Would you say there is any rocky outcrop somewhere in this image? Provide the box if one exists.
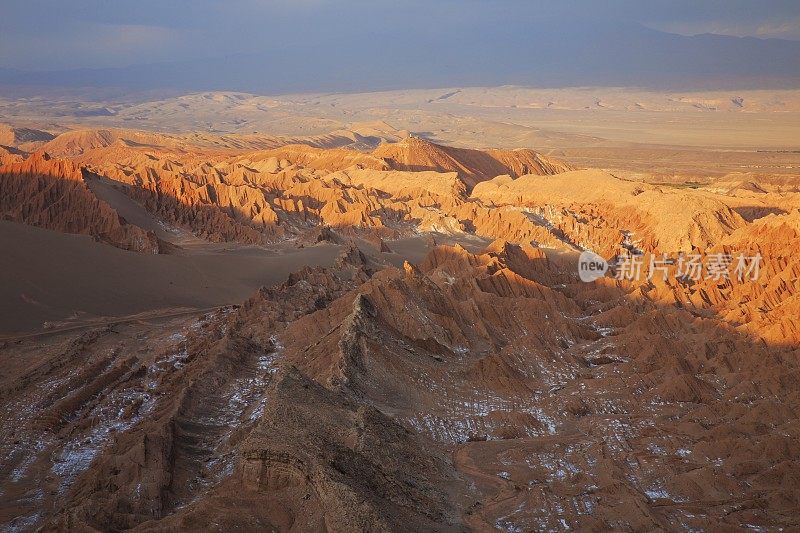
[0,123,55,150]
[12,128,585,248]
[3,233,800,531]
[472,169,747,255]
[0,151,161,253]
[238,366,463,531]
[373,135,574,189]
[639,208,800,345]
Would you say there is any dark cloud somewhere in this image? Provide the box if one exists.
[1,1,798,91]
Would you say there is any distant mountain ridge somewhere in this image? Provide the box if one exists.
[2,24,800,93]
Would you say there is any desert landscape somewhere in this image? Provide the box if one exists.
[2,2,800,532]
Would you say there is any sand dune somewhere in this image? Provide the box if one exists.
[0,221,341,332]
[0,150,161,253]
[373,135,573,189]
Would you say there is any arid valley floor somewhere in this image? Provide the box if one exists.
[1,87,800,531]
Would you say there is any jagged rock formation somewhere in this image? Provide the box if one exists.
[0,150,161,253]
[0,253,467,531]
[38,127,394,159]
[13,128,576,247]
[2,122,800,532]
[472,170,748,255]
[28,127,774,261]
[236,367,463,532]
[0,124,55,151]
[639,208,800,344]
[3,237,799,531]
[373,135,574,189]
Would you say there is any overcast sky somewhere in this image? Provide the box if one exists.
[1,1,799,93]
[1,0,798,70]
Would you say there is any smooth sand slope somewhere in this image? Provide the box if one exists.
[0,221,341,333]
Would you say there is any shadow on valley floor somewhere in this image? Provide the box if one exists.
[381,244,800,530]
[0,170,489,333]
[732,205,787,222]
[1,240,797,531]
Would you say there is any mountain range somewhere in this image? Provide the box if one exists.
[2,24,800,93]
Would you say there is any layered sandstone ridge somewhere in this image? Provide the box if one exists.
[4,238,798,531]
[634,209,800,345]
[6,128,575,248]
[373,135,574,189]
[0,149,160,253]
[0,124,55,151]
[4,126,796,278]
[472,170,748,255]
